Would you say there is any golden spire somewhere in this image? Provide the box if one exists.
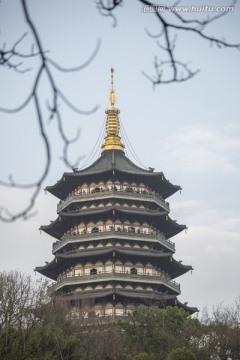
[101,68,125,152]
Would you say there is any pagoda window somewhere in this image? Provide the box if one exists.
[90,268,97,275]
[128,226,135,233]
[115,219,122,231]
[126,304,135,315]
[87,222,94,232]
[92,187,101,193]
[105,262,113,273]
[106,219,113,226]
[95,261,103,273]
[66,269,73,277]
[125,261,133,271]
[114,182,121,191]
[105,305,113,316]
[84,268,90,275]
[115,262,123,273]
[142,224,149,233]
[133,222,140,232]
[135,262,143,274]
[130,268,137,275]
[122,181,129,190]
[115,304,124,316]
[75,187,80,194]
[81,183,88,191]
[106,181,112,190]
[145,264,153,275]
[89,182,96,191]
[122,222,129,232]
[95,306,104,317]
[125,186,133,193]
[74,266,82,276]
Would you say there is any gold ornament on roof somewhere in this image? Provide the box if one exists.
[109,67,116,106]
[101,68,125,152]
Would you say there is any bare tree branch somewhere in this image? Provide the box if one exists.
[96,0,124,27]
[0,0,100,221]
[46,38,101,72]
[0,0,239,221]
[97,0,240,85]
[0,32,41,73]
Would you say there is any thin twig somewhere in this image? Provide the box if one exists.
[0,0,100,221]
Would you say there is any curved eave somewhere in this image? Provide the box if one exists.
[45,151,181,200]
[56,248,172,260]
[35,258,57,280]
[40,207,186,239]
[61,289,177,302]
[177,299,199,315]
[46,172,180,201]
[35,247,191,281]
[170,258,193,279]
[35,248,171,280]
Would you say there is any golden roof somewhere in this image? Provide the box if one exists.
[101,68,125,152]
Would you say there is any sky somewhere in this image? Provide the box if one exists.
[0,0,240,315]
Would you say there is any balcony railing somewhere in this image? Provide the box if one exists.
[52,229,175,253]
[57,189,170,213]
[48,271,180,294]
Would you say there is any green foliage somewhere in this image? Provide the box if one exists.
[1,270,240,360]
[118,305,195,358]
[167,347,196,360]
[127,352,155,360]
[0,324,80,360]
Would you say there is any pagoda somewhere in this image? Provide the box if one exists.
[36,69,197,317]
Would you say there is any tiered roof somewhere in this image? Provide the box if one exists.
[46,150,181,200]
[36,68,197,316]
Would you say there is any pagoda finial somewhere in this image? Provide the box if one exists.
[101,68,125,153]
[109,67,116,107]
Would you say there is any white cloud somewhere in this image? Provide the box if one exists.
[160,123,240,174]
[172,198,240,311]
[0,189,56,274]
